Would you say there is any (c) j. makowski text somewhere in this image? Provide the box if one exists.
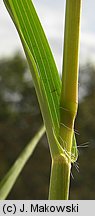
[19,203,79,213]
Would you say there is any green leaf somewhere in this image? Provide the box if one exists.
[3,0,61,135]
[0,125,45,200]
[71,134,78,163]
[3,0,78,159]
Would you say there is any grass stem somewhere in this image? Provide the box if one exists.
[49,0,82,200]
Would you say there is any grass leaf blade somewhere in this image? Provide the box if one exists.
[0,125,45,200]
[3,0,61,136]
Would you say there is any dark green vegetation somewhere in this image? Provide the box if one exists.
[0,54,95,199]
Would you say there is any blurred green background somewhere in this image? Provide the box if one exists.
[0,53,95,200]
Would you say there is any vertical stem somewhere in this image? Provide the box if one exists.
[60,0,82,141]
[60,0,82,198]
[49,154,71,200]
[49,0,82,200]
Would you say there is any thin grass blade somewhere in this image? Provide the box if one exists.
[0,125,45,200]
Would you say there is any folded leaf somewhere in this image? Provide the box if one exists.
[3,0,78,160]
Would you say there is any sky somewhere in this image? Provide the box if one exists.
[0,0,95,72]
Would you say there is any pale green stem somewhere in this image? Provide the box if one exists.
[49,0,82,200]
[0,125,45,200]
[49,154,71,200]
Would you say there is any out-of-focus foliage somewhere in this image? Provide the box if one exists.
[0,53,50,199]
[70,64,95,199]
[0,55,95,199]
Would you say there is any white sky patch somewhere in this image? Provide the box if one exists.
[81,33,95,48]
[0,1,24,57]
[80,32,95,64]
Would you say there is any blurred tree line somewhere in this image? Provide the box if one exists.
[0,53,95,199]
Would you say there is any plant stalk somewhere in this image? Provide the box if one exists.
[49,0,82,200]
[49,154,71,200]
